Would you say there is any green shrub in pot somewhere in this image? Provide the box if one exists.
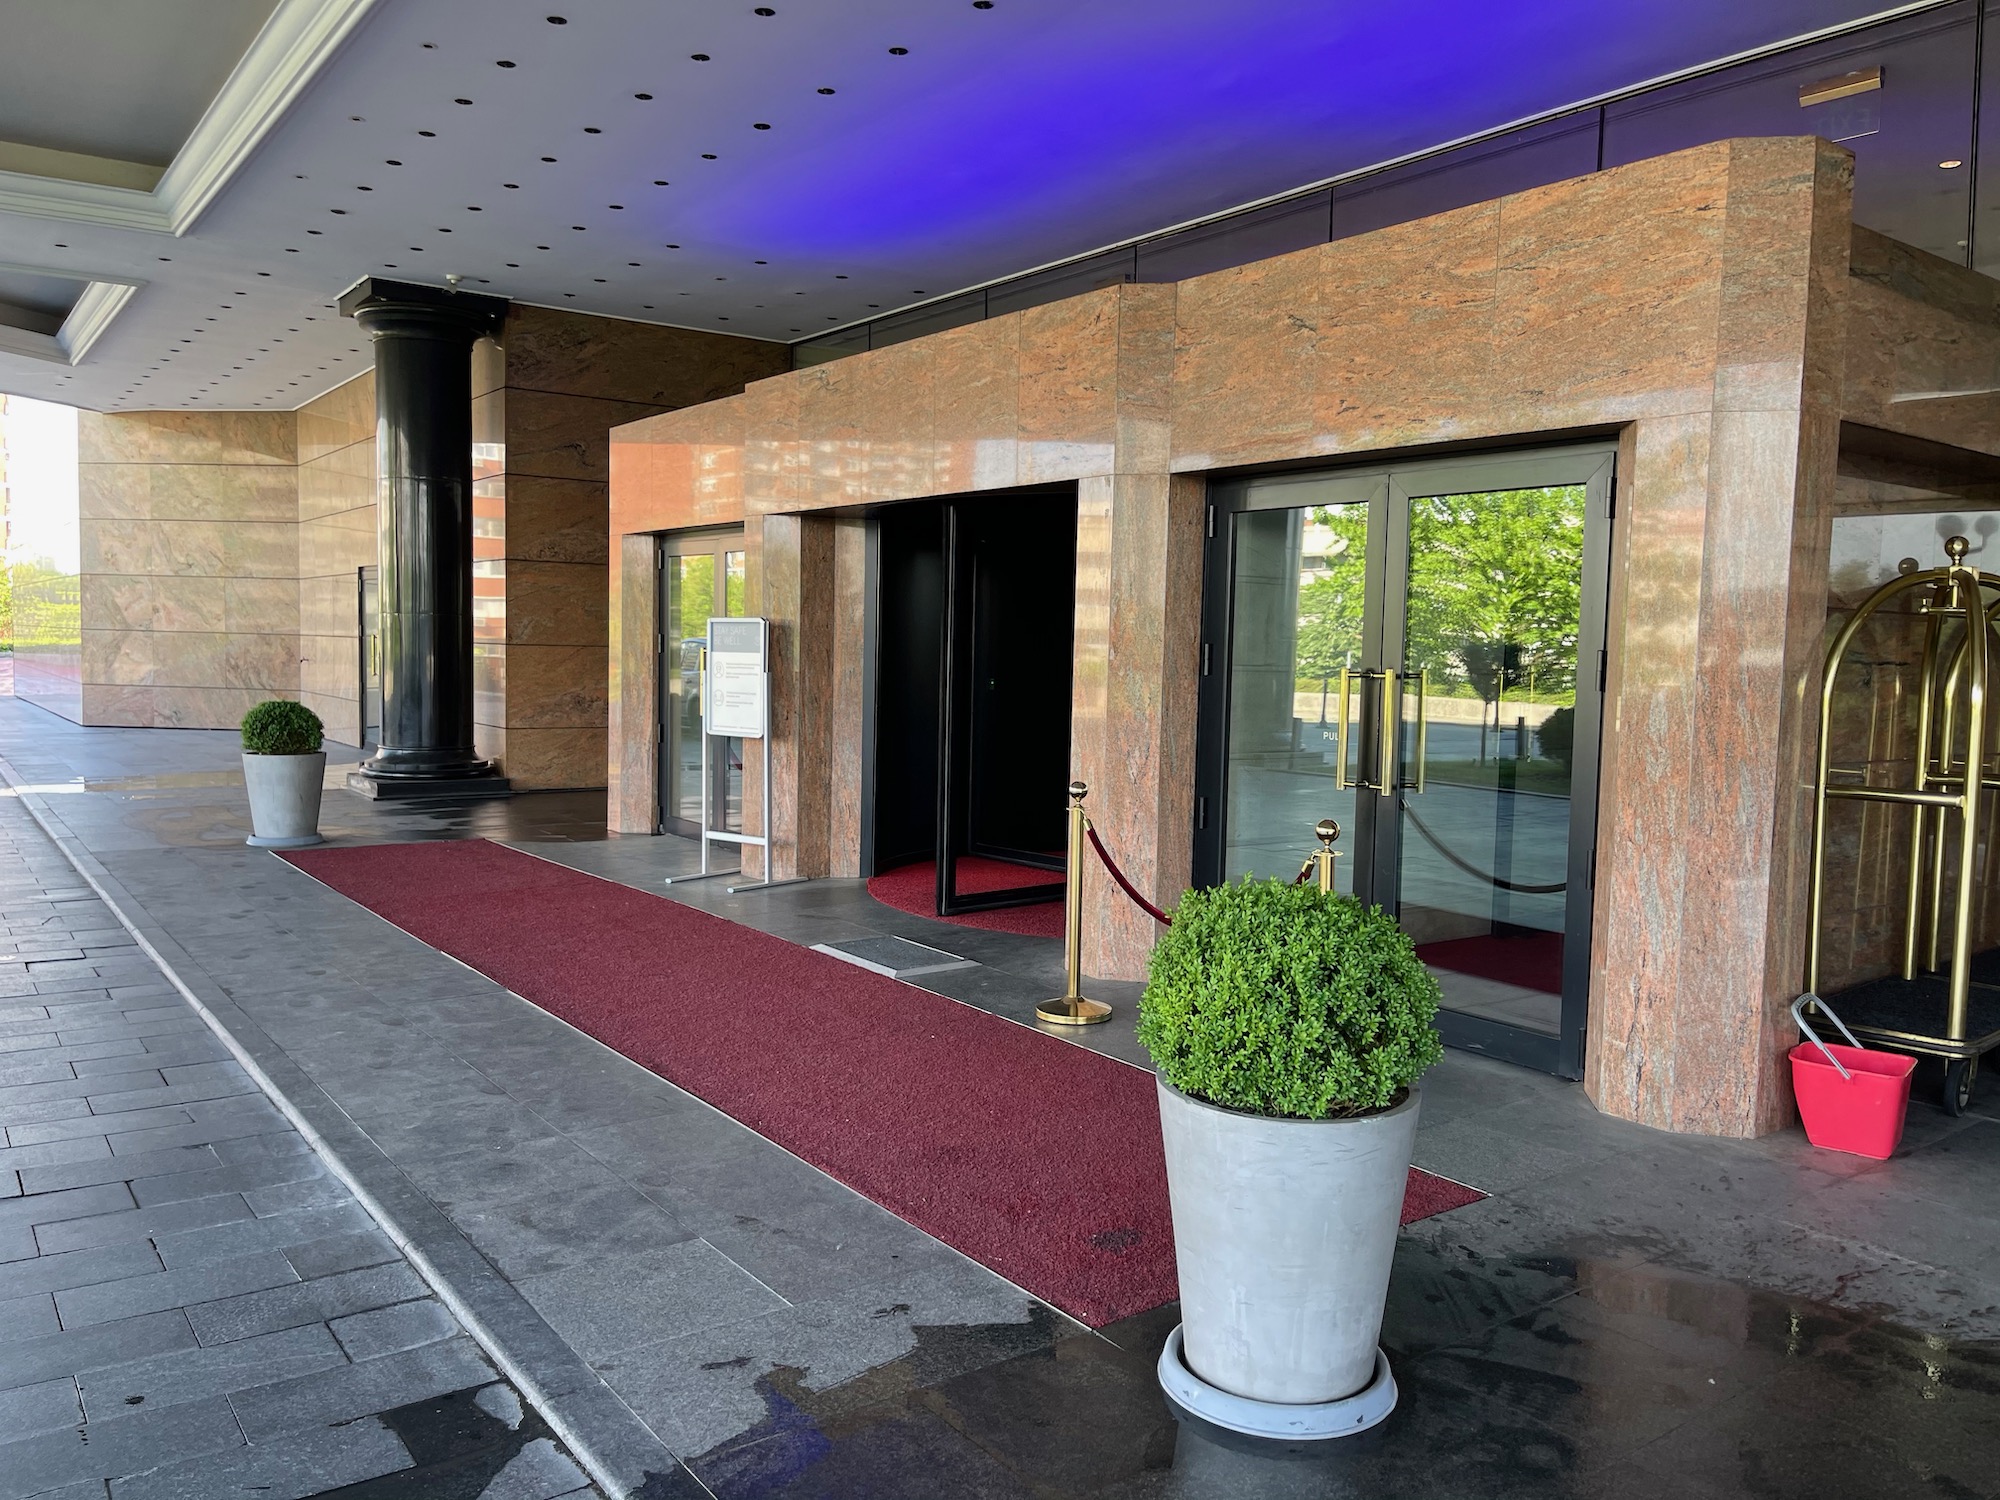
[1139,877,1442,1118]
[1141,876,1444,1425]
[241,700,324,757]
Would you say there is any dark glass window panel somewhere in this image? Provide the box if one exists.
[984,246,1138,317]
[1974,4,2000,278]
[1604,4,1975,264]
[1331,114,1599,243]
[868,291,985,351]
[1135,191,1331,283]
[791,326,869,368]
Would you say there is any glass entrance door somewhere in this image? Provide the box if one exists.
[1196,448,1613,1076]
[657,529,747,839]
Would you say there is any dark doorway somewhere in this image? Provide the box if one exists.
[872,491,1077,916]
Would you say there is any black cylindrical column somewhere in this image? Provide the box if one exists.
[338,278,510,799]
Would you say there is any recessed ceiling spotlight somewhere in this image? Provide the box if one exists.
[505,183,520,188]
[654,179,669,185]
[158,256,172,262]
[257,271,271,277]
[331,208,347,214]
[497,59,516,68]
[351,115,365,121]
[585,126,602,134]
[818,87,835,94]
[628,261,641,266]
[506,262,520,267]
[974,1,994,8]
[835,273,848,278]
[644,303,656,309]
[419,129,437,137]
[467,206,483,211]
[572,225,587,231]
[563,292,576,298]
[308,229,322,234]
[701,153,718,159]
[357,185,373,191]
[455,97,473,105]
[386,159,403,166]
[753,122,771,130]
[665,243,680,248]
[1941,158,1965,168]
[754,258,767,264]
[635,92,653,99]
[547,14,567,22]
[888,46,908,54]
[537,244,551,249]
[438,227,452,232]
[755,6,775,13]
[609,203,624,210]
[542,155,558,162]
[691,53,711,61]
[594,277,607,283]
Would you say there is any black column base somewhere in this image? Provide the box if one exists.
[346,768,512,802]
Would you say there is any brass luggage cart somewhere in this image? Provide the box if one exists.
[1807,535,2000,1116]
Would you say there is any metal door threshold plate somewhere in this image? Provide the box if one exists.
[812,935,978,979]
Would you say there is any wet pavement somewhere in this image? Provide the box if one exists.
[0,698,1995,1497]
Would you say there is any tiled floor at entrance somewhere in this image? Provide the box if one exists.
[0,697,1995,1497]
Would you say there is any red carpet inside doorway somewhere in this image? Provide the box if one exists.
[865,857,1065,938]
[284,840,1485,1327]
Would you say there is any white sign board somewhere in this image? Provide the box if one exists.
[704,617,767,739]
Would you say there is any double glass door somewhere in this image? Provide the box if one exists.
[657,529,747,840]
[1195,448,1614,1075]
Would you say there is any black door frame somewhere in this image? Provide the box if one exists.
[1193,444,1617,1078]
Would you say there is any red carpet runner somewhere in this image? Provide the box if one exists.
[865,857,1065,938]
[285,840,1484,1327]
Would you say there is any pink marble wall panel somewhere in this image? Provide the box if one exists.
[605,137,1971,1136]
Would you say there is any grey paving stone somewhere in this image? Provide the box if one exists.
[124,1036,230,1069]
[54,1250,297,1329]
[227,1335,496,1443]
[0,1373,81,1439]
[208,1130,312,1166]
[128,1151,322,1208]
[0,1291,58,1345]
[0,1137,110,1176]
[514,1240,789,1362]
[3,1040,145,1068]
[79,1076,255,1117]
[76,1323,345,1420]
[0,1070,164,1114]
[152,1199,374,1270]
[0,1057,85,1090]
[186,1262,428,1346]
[242,1174,348,1218]
[283,1229,399,1281]
[105,1101,286,1159]
[0,1392,242,1500]
[329,1298,457,1362]
[19,1145,218,1195]
[34,1194,254,1257]
[480,1435,591,1500]
[107,1412,412,1500]
[5,1104,195,1149]
[0,1184,133,1233]
[0,1239,161,1302]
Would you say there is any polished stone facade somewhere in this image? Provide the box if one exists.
[607,137,2000,1137]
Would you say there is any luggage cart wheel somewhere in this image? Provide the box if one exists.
[1944,1056,1979,1117]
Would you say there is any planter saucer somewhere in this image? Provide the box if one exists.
[246,833,325,849]
[1157,1325,1397,1440]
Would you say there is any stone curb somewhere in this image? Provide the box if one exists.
[0,757,701,1500]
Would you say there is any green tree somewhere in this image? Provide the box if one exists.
[1295,507,1369,683]
[1405,486,1585,751]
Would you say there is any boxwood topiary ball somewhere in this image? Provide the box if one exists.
[1138,878,1442,1119]
[241,700,324,757]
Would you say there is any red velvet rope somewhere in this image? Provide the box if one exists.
[1084,821,1173,925]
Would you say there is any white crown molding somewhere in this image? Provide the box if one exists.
[156,0,383,235]
[59,280,143,362]
[0,265,145,366]
[0,0,381,238]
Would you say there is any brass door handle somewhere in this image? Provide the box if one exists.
[1334,668,1354,791]
[1410,668,1428,794]
[1375,670,1396,795]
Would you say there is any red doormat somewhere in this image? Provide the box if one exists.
[284,840,1485,1327]
[866,857,1064,938]
[1417,931,1565,996]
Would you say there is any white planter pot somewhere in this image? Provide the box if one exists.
[241,751,326,848]
[1157,1076,1420,1406]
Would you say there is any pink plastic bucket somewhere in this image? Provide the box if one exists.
[1788,1041,1915,1159]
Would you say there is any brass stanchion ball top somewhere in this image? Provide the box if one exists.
[1068,780,1088,801]
[1947,535,1972,563]
[1315,818,1340,846]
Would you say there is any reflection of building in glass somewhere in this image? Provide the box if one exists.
[0,395,81,719]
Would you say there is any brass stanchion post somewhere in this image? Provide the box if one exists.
[1298,818,1341,893]
[1038,781,1111,1026]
